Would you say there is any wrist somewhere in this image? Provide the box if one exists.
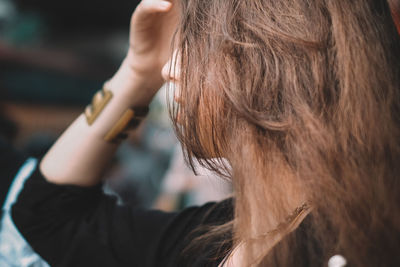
[106,57,164,106]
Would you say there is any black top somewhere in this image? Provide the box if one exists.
[11,166,234,267]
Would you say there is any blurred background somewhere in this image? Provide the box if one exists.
[0,0,231,211]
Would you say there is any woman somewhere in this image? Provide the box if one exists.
[10,0,400,266]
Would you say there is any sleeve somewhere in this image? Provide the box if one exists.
[11,165,233,267]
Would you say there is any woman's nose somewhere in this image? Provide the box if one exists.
[161,60,173,82]
[161,50,180,82]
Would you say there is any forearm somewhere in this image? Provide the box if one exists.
[40,59,164,186]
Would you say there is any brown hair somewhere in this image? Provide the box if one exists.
[169,0,400,266]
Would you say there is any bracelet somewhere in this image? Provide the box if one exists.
[85,87,149,143]
[85,88,113,125]
[104,106,149,143]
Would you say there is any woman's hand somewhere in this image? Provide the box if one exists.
[107,0,179,106]
[127,0,179,76]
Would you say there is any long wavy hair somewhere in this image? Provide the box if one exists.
[169,0,400,266]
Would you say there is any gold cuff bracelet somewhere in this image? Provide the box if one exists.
[85,88,113,125]
[85,87,149,143]
[104,106,149,143]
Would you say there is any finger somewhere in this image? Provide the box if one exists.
[139,0,172,14]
